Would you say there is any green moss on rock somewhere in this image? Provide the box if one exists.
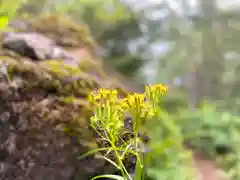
[0,15,130,179]
[15,14,96,49]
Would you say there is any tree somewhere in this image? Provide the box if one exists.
[141,0,240,110]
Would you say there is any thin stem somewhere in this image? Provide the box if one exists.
[132,115,139,152]
[109,133,132,180]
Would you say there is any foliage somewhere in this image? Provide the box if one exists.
[172,102,240,180]
[0,0,24,29]
[140,2,240,178]
[143,94,195,180]
[150,0,240,106]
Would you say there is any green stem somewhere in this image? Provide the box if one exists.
[132,116,144,180]
[133,115,139,151]
[109,134,132,180]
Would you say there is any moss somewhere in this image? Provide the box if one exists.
[14,14,97,50]
[0,43,128,147]
[0,15,133,178]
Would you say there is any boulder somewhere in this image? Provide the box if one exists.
[0,15,134,180]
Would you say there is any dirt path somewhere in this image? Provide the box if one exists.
[192,151,228,180]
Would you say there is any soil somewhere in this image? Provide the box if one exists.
[192,151,228,180]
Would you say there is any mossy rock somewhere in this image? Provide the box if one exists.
[9,14,98,58]
[0,15,133,180]
[6,14,144,93]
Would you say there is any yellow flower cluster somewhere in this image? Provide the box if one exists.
[150,84,168,94]
[145,84,168,108]
[86,84,168,179]
[145,84,168,98]
[87,84,168,131]
[120,93,154,119]
[88,88,124,132]
[88,88,118,105]
[88,84,168,110]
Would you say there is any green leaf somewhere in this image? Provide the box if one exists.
[91,174,124,180]
[134,156,144,180]
[120,142,133,159]
[77,147,111,160]
[101,156,121,170]
[0,16,8,29]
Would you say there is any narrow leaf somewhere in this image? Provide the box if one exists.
[91,174,124,180]
[134,156,144,180]
[101,156,121,169]
[78,147,111,160]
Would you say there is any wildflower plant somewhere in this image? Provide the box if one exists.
[79,84,168,180]
[143,87,196,180]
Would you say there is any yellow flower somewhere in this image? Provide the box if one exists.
[145,84,168,97]
[144,84,168,111]
[139,102,155,119]
[88,88,119,105]
[88,88,125,133]
[120,93,144,109]
[119,93,154,119]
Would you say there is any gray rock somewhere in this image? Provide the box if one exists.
[2,32,75,62]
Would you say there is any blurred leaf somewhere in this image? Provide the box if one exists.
[0,16,8,29]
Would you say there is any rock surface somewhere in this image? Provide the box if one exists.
[0,15,131,180]
[2,32,68,61]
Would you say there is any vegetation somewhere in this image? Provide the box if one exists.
[80,85,197,180]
